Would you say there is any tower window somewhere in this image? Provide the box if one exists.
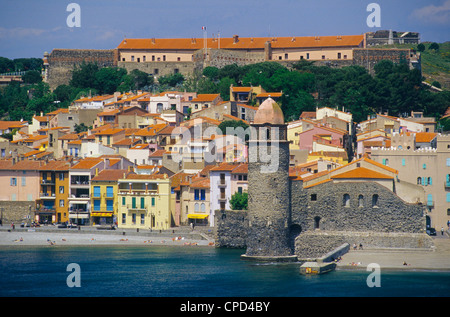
[372,194,379,207]
[343,194,350,207]
[310,194,317,201]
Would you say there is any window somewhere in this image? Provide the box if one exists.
[131,56,135,61]
[151,197,155,207]
[132,213,136,224]
[447,193,450,203]
[59,186,64,194]
[106,200,113,212]
[337,52,341,59]
[447,158,450,166]
[141,197,145,209]
[343,194,350,207]
[417,177,422,185]
[122,213,126,224]
[93,186,101,197]
[402,158,405,166]
[10,178,17,186]
[59,199,64,207]
[122,197,126,206]
[201,189,206,201]
[423,163,427,169]
[372,194,379,207]
[358,195,364,207]
[132,197,136,209]
[141,214,145,225]
[93,200,101,211]
[201,203,205,212]
[306,53,309,59]
[195,203,199,212]
[21,177,26,186]
[106,186,114,198]
[195,189,200,200]
[314,216,321,230]
[428,177,432,185]
[310,194,317,201]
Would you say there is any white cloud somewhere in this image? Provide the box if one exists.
[0,26,62,39]
[411,0,450,24]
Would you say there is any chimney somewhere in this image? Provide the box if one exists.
[233,35,239,44]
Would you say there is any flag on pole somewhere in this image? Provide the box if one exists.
[202,26,206,31]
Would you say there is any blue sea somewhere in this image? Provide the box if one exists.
[1,245,449,303]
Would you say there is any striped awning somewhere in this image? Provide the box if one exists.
[187,213,209,219]
[91,212,113,217]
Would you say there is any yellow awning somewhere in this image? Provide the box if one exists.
[91,212,113,217]
[187,213,209,219]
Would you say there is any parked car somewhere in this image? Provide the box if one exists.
[426,227,436,236]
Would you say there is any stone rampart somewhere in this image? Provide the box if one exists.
[46,49,117,90]
[0,201,35,225]
[214,209,247,249]
[295,231,434,260]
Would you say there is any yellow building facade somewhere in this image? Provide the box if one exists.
[90,169,129,226]
[117,174,172,230]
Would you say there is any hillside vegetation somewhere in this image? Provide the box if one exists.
[383,42,450,90]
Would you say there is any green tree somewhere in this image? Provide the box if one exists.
[94,67,127,94]
[217,77,236,100]
[429,42,439,51]
[158,72,184,87]
[417,43,425,52]
[70,62,99,89]
[229,192,248,210]
[22,70,42,84]
[218,120,250,141]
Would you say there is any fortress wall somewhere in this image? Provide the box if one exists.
[214,209,247,249]
[45,49,117,90]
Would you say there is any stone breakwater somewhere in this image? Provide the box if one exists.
[294,230,434,260]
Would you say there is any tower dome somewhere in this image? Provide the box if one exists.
[253,97,284,125]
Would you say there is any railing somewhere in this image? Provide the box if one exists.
[127,204,147,210]
[40,192,56,198]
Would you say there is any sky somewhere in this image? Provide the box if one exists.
[0,0,449,59]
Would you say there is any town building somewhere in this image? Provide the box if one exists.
[117,173,172,230]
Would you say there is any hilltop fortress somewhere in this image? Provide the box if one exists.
[43,30,421,90]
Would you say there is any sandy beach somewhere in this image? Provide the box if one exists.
[1,227,449,272]
[336,237,450,271]
[0,227,215,247]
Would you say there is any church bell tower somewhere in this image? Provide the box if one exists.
[242,98,296,261]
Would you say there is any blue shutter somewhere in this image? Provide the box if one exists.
[194,189,199,201]
[106,200,113,211]
[93,199,101,211]
[93,186,101,197]
[201,189,205,201]
[106,186,114,197]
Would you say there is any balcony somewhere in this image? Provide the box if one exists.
[127,204,147,211]
[40,192,56,199]
[41,179,55,185]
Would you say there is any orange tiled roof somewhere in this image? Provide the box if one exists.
[332,167,393,180]
[415,132,437,143]
[70,157,103,170]
[92,169,131,181]
[118,35,364,51]
[191,94,220,102]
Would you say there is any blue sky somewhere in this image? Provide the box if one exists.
[0,0,449,59]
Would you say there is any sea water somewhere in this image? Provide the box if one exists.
[0,246,449,297]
